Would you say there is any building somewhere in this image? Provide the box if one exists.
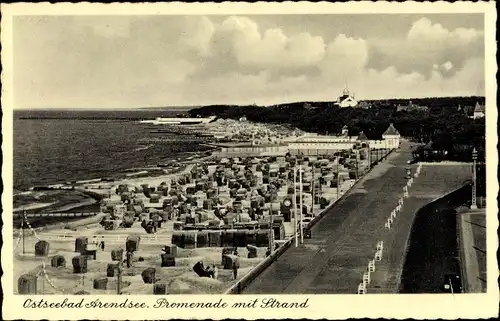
[357,101,372,109]
[382,123,401,149]
[334,88,358,108]
[214,143,289,158]
[471,101,485,119]
[357,130,368,141]
[139,115,217,125]
[212,124,401,158]
[396,101,429,112]
[287,124,399,156]
[341,125,349,136]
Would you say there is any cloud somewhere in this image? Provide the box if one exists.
[368,17,484,77]
[73,16,133,38]
[320,34,369,81]
[442,61,453,71]
[407,17,482,47]
[13,15,485,108]
[207,16,326,70]
[180,16,216,57]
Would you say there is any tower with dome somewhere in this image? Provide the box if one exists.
[334,87,358,108]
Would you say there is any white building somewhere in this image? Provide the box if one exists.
[382,123,401,149]
[212,124,401,158]
[334,88,358,108]
[288,124,400,156]
[471,102,485,119]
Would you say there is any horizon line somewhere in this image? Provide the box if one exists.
[12,95,486,111]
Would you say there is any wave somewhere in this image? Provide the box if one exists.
[133,144,154,152]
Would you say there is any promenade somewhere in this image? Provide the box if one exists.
[243,141,414,293]
[459,208,487,292]
[373,163,472,293]
[243,143,472,294]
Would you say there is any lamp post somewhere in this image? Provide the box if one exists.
[355,148,359,180]
[269,208,274,255]
[471,148,478,210]
[116,262,123,295]
[299,165,304,244]
[336,156,340,201]
[368,146,372,168]
[293,168,298,247]
[292,165,305,246]
[311,162,315,214]
[22,211,26,255]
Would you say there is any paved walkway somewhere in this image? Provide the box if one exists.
[370,164,472,293]
[243,142,474,294]
[460,209,486,293]
[243,141,415,294]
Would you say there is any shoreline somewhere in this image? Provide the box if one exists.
[12,152,215,236]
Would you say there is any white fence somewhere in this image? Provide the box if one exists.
[41,233,171,245]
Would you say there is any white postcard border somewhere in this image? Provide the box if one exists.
[1,2,498,320]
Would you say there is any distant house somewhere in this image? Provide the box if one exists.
[303,103,316,110]
[413,140,448,161]
[397,101,429,112]
[357,101,372,109]
[341,125,349,136]
[471,102,485,119]
[334,88,358,108]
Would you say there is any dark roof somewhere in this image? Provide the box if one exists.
[383,123,400,136]
[357,131,368,141]
[474,102,485,113]
[423,140,433,150]
[338,95,350,102]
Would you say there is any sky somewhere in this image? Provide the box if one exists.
[13,14,485,108]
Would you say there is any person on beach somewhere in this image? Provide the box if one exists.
[232,262,238,280]
[213,265,218,279]
[126,251,133,268]
[204,265,212,278]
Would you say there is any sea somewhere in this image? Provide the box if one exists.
[13,108,210,192]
